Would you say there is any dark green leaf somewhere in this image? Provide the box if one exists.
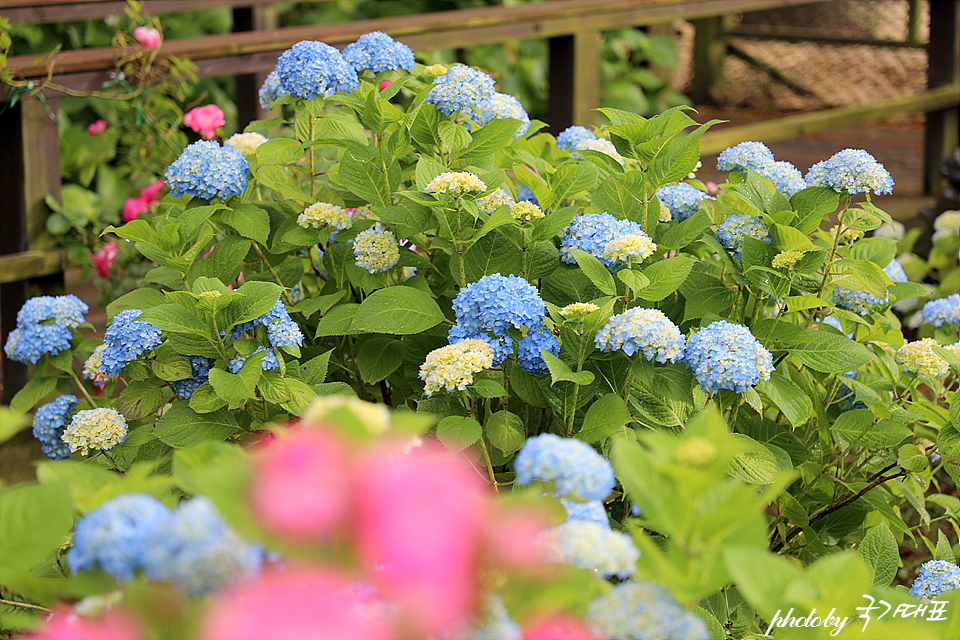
[153,404,239,448]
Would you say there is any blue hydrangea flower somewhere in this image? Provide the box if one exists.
[595,308,685,363]
[556,125,597,152]
[517,324,560,374]
[685,321,774,393]
[32,395,77,460]
[3,323,73,364]
[463,594,522,640]
[448,324,513,367]
[560,213,649,271]
[909,560,960,603]
[275,40,359,99]
[656,183,707,221]
[716,141,776,173]
[475,92,530,137]
[918,293,959,327]
[716,214,772,260]
[258,70,286,110]
[758,160,807,196]
[68,494,174,582]
[516,185,538,206]
[561,499,609,526]
[17,295,88,328]
[99,309,162,377]
[832,259,908,315]
[585,581,710,640]
[259,301,304,349]
[453,274,546,334]
[165,141,249,201]
[805,148,894,195]
[173,356,212,400]
[343,32,414,72]
[425,65,495,115]
[515,433,616,502]
[142,496,263,596]
[540,520,639,578]
[229,346,279,373]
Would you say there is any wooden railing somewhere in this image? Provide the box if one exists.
[1,0,958,402]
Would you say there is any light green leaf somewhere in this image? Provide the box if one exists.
[576,393,632,444]
[541,351,595,386]
[436,415,482,453]
[0,482,73,577]
[857,521,899,586]
[357,337,402,384]
[138,302,209,336]
[756,373,812,427]
[789,329,874,373]
[221,204,271,246]
[485,410,525,453]
[153,404,239,448]
[350,286,444,335]
[638,256,695,301]
[566,249,616,296]
[10,377,58,414]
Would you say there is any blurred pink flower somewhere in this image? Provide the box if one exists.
[122,196,150,223]
[133,26,160,49]
[139,180,164,203]
[91,242,118,278]
[184,105,224,140]
[87,120,107,136]
[354,444,488,637]
[250,428,353,540]
[379,80,392,91]
[199,567,393,640]
[524,615,599,640]
[482,505,547,569]
[705,181,719,195]
[24,608,140,640]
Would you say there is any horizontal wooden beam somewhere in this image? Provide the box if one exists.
[2,0,285,24]
[0,250,66,284]
[728,27,926,48]
[699,82,960,155]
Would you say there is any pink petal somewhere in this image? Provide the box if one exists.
[86,120,107,136]
[184,105,225,140]
[524,614,600,640]
[25,608,140,640]
[133,27,160,49]
[122,196,150,223]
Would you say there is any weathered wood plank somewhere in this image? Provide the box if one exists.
[2,0,288,24]
[0,250,67,284]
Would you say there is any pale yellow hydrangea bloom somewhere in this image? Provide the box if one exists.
[945,343,960,360]
[560,302,600,319]
[199,290,222,299]
[604,234,656,263]
[424,63,448,76]
[62,408,128,455]
[895,338,949,377]
[305,396,391,435]
[299,202,352,230]
[772,250,805,269]
[476,188,515,214]
[82,344,116,387]
[575,138,625,166]
[224,132,268,156]
[419,339,493,397]
[658,203,672,223]
[828,225,864,243]
[353,225,400,274]
[933,210,960,242]
[510,201,544,222]
[424,172,487,196]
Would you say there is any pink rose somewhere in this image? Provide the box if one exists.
[139,180,164,203]
[379,80,392,91]
[133,26,161,49]
[87,119,107,136]
[122,196,150,223]
[184,105,225,140]
[91,241,118,278]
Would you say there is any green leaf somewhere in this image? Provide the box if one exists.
[791,186,841,234]
[857,521,899,586]
[833,259,891,299]
[566,249,616,296]
[679,271,736,322]
[617,269,650,293]
[532,207,578,242]
[471,377,506,398]
[221,204,271,246]
[462,229,525,282]
[117,380,168,421]
[935,529,956,563]
[898,443,929,473]
[769,223,812,252]
[316,303,362,337]
[789,329,874,373]
[357,337,402,384]
[0,482,73,576]
[106,288,167,318]
[258,371,291,404]
[350,286,445,335]
[459,118,521,159]
[436,415,482,453]
[221,281,283,330]
[939,422,960,466]
[340,151,395,208]
[10,377,58,414]
[138,303,209,336]
[638,256,695,301]
[254,136,303,165]
[485,410,525,453]
[576,393,632,443]
[591,172,643,224]
[186,236,250,287]
[208,368,255,407]
[541,351,595,386]
[0,408,30,444]
[152,404,239,448]
[729,434,780,484]
[188,382,227,413]
[279,378,318,416]
[437,121,472,154]
[722,547,802,619]
[551,161,599,204]
[658,210,712,250]
[756,373,812,427]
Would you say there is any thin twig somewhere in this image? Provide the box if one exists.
[0,598,52,613]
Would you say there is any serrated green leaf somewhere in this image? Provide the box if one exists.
[152,404,239,448]
[485,410,525,453]
[436,415,482,453]
[350,286,444,334]
[638,256,695,301]
[541,351,595,386]
[576,393,632,444]
[566,248,616,296]
[858,521,899,586]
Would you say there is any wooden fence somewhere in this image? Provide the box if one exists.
[1,0,959,403]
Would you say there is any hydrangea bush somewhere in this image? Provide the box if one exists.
[2,31,960,640]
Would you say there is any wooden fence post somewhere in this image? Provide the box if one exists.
[690,16,726,104]
[548,30,601,132]
[232,4,280,129]
[924,0,960,194]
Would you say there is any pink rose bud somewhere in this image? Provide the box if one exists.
[91,241,119,278]
[139,180,164,203]
[379,80,392,91]
[122,196,150,223]
[705,181,719,194]
[183,105,225,140]
[133,26,161,49]
[87,119,107,136]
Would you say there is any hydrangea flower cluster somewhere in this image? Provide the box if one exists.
[224,131,268,156]
[805,148,894,195]
[419,339,494,396]
[896,338,949,377]
[560,213,651,271]
[173,356,213,400]
[275,40,359,99]
[228,300,304,349]
[685,321,774,393]
[32,394,77,460]
[772,250,804,269]
[353,224,400,273]
[716,141,776,173]
[456,594,522,640]
[516,325,561,375]
[510,201,544,222]
[69,494,262,596]
[604,233,657,264]
[656,183,707,221]
[299,202,352,230]
[514,433,615,502]
[762,160,807,196]
[873,220,906,240]
[556,125,597,152]
[82,344,117,389]
[4,295,87,364]
[539,520,639,578]
[258,70,287,110]
[424,171,487,196]
[561,499,609,526]
[933,210,960,242]
[61,407,128,455]
[342,31,414,72]
[918,293,959,327]
[98,309,162,377]
[585,581,710,640]
[832,259,908,314]
[560,302,600,320]
[230,346,280,373]
[909,560,960,603]
[716,214,772,260]
[475,92,530,137]
[476,187,515,214]
[165,141,248,200]
[574,138,625,166]
[425,65,495,115]
[595,307,685,362]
